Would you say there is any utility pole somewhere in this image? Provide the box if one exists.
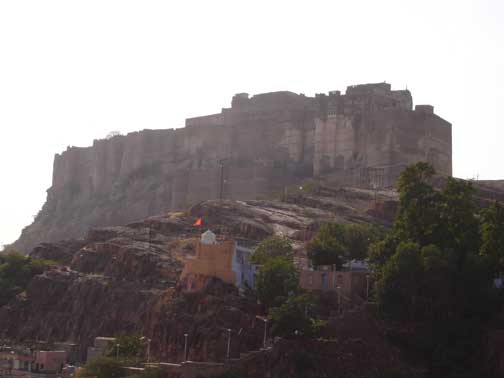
[226,328,231,359]
[148,223,152,251]
[147,338,151,363]
[218,159,227,200]
[255,316,268,349]
[183,334,188,362]
[141,337,151,364]
[373,183,377,209]
[336,286,342,315]
[366,274,370,302]
[263,319,268,349]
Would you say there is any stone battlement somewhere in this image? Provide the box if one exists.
[186,83,416,130]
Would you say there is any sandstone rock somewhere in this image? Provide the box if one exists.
[29,240,87,265]
[2,188,504,374]
[0,191,391,363]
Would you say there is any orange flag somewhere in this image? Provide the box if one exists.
[193,217,202,226]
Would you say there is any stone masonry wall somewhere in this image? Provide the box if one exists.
[13,83,452,252]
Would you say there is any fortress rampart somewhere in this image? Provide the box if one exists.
[15,83,452,251]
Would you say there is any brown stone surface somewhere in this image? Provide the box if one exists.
[2,183,504,375]
[299,269,367,303]
[13,83,452,253]
[180,240,236,289]
[0,188,395,362]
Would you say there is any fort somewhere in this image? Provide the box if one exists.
[14,83,452,251]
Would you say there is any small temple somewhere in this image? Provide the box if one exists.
[180,230,257,291]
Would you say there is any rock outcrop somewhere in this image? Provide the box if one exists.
[0,187,395,361]
[13,83,452,252]
[2,183,503,374]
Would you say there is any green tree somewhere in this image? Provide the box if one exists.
[372,163,500,375]
[375,242,423,319]
[268,294,326,338]
[306,223,346,267]
[368,231,401,267]
[394,162,442,247]
[107,333,145,360]
[419,244,454,320]
[439,178,479,262]
[307,222,381,267]
[256,257,299,308]
[250,237,293,265]
[394,165,479,257]
[343,224,383,261]
[480,201,504,274]
[0,251,54,306]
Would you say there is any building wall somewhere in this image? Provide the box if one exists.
[314,115,356,176]
[232,246,257,289]
[181,239,258,291]
[299,269,368,300]
[86,337,115,362]
[54,342,80,364]
[181,241,237,288]
[314,107,452,186]
[0,352,32,372]
[34,351,67,372]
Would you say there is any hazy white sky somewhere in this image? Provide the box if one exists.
[0,0,502,247]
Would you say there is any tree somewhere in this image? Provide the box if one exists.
[375,164,497,320]
[367,232,400,267]
[372,163,500,374]
[343,224,383,261]
[419,244,454,320]
[480,201,504,275]
[375,242,423,320]
[268,294,326,338]
[394,162,442,247]
[107,334,145,360]
[306,223,346,268]
[250,237,293,265]
[256,257,299,308]
[438,178,479,262]
[307,222,381,267]
[0,251,54,306]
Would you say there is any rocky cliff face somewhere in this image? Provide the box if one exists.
[2,184,504,375]
[0,187,395,361]
[13,84,452,253]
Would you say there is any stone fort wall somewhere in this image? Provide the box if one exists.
[14,83,452,252]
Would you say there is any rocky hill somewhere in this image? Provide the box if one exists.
[478,180,504,192]
[2,182,504,376]
[1,186,395,360]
